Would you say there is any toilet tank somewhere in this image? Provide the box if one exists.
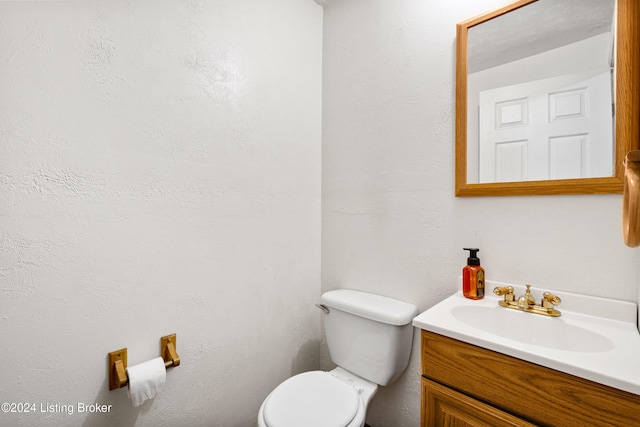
[320,289,418,386]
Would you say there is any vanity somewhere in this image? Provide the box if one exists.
[413,282,640,426]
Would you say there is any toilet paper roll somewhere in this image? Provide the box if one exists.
[623,150,640,247]
[126,357,166,407]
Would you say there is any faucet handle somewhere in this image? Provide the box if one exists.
[493,286,514,302]
[493,286,514,296]
[542,292,561,308]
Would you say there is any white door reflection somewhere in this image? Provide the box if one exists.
[478,69,613,182]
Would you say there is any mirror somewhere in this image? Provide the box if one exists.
[456,0,639,196]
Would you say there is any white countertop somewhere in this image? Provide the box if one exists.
[413,280,640,395]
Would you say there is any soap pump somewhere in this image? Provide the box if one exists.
[462,248,485,300]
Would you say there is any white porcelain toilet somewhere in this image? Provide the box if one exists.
[257,289,418,427]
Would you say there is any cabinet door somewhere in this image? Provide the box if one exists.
[422,378,536,427]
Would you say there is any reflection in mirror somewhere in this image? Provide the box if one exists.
[468,0,614,184]
[455,0,639,196]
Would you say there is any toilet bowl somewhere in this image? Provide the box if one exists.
[257,367,377,427]
[257,290,418,427]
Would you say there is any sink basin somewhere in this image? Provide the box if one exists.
[413,280,640,395]
[451,305,614,352]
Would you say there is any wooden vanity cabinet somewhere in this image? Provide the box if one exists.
[420,330,640,427]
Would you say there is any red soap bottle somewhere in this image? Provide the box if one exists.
[462,248,484,300]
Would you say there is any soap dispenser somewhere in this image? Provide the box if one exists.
[462,248,485,300]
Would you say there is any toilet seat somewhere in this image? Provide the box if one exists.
[262,371,360,427]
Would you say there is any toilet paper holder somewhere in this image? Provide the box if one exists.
[108,333,181,390]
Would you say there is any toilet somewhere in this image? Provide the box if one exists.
[257,289,418,427]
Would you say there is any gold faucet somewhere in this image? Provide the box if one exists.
[493,284,561,317]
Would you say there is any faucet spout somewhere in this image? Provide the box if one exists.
[516,285,536,309]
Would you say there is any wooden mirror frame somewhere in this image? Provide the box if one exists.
[455,0,639,197]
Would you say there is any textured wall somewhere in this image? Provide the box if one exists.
[321,1,639,426]
[2,1,638,426]
[0,1,322,426]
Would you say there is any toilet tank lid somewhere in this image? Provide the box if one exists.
[320,289,418,326]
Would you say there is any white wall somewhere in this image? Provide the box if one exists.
[321,1,639,426]
[0,1,322,426]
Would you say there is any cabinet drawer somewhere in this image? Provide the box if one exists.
[422,377,536,427]
[422,330,640,427]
